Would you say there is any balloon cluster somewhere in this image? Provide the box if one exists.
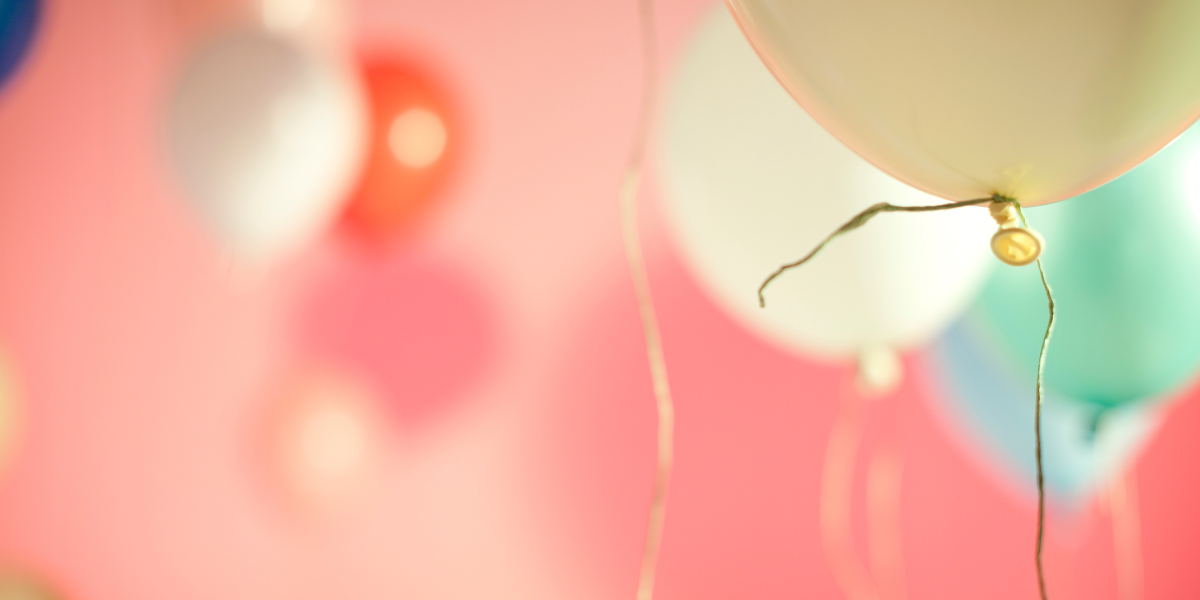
[166,12,459,264]
[661,9,994,369]
[666,0,1200,506]
[927,120,1200,505]
[160,3,461,511]
[662,2,1200,596]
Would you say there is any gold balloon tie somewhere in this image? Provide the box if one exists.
[759,194,1056,600]
[621,1,675,600]
[990,201,1045,266]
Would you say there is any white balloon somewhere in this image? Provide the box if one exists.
[168,31,366,263]
[659,6,996,360]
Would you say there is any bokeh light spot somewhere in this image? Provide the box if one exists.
[388,108,447,169]
[261,0,315,33]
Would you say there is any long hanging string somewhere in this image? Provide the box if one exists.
[1013,202,1056,600]
[1109,468,1145,600]
[759,194,1056,600]
[867,411,906,600]
[619,1,675,599]
[821,378,881,600]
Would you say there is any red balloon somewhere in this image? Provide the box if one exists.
[342,59,460,240]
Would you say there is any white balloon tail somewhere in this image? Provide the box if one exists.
[857,344,902,398]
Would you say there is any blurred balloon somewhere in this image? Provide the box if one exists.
[0,0,38,91]
[341,59,459,241]
[968,122,1200,410]
[726,0,1200,206]
[923,320,1160,508]
[300,255,494,430]
[271,367,384,509]
[168,30,366,263]
[659,6,994,361]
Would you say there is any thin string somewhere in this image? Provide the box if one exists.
[821,378,880,600]
[619,1,675,599]
[1013,202,1056,600]
[759,195,1057,599]
[1109,469,1145,600]
[757,196,997,308]
[866,409,906,600]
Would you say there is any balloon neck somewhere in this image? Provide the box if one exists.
[855,344,902,398]
[1084,406,1109,444]
[989,196,1045,266]
[989,196,1021,228]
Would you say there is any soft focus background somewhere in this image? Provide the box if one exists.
[1,1,1200,599]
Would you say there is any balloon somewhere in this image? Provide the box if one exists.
[660,5,995,360]
[342,59,459,241]
[922,319,1160,507]
[0,0,38,91]
[725,0,1200,206]
[968,121,1200,410]
[168,31,367,263]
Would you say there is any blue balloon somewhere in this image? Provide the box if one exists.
[921,319,1160,508]
[0,0,38,90]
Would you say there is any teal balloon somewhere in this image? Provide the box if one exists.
[970,123,1200,409]
[923,320,1160,507]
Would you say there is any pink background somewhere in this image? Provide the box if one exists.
[0,1,1199,599]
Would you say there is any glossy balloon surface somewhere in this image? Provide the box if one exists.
[726,0,1200,206]
[661,6,994,360]
[969,123,1200,408]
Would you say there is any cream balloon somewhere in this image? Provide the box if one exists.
[660,6,995,360]
[725,0,1200,206]
[168,31,366,263]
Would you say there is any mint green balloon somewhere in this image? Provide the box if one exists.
[969,123,1200,409]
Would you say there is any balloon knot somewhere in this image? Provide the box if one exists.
[989,195,1045,266]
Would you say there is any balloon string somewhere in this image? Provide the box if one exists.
[620,1,675,599]
[821,378,880,600]
[1109,469,1144,600]
[760,195,1056,599]
[1013,202,1056,600]
[867,415,906,600]
[757,195,1000,308]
